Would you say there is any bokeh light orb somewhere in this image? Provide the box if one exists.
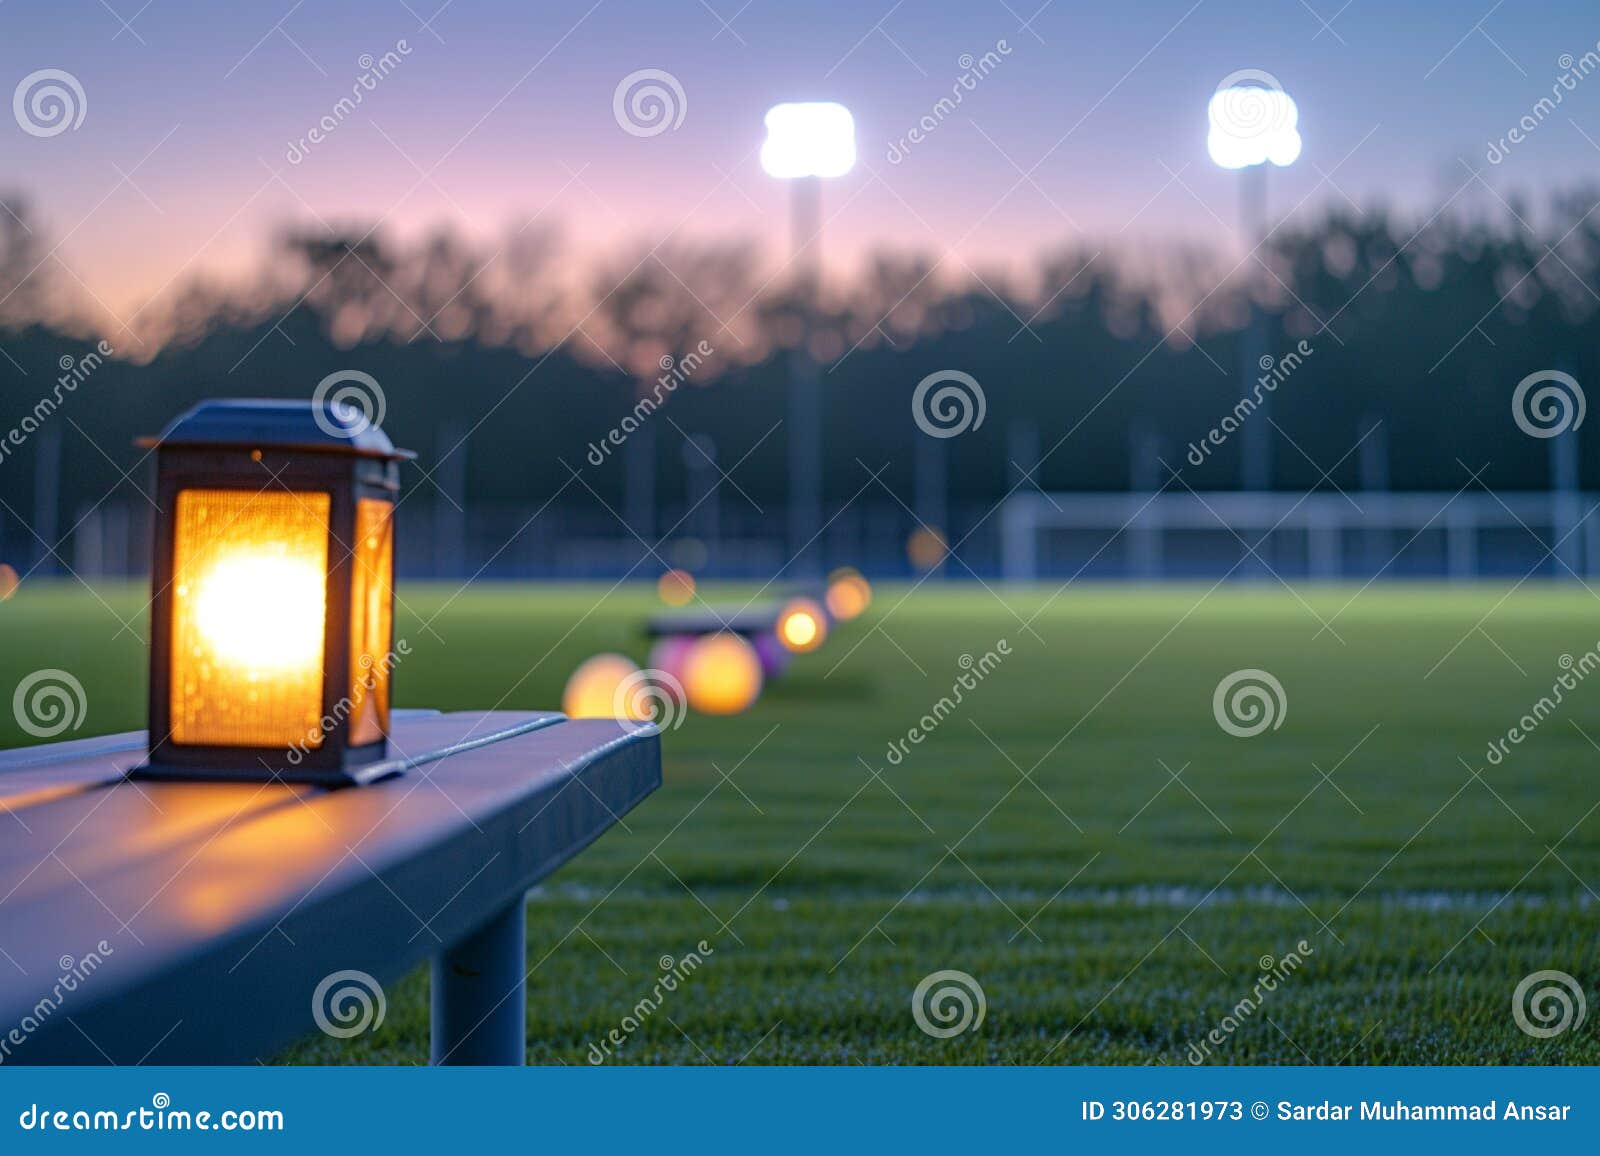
[646,634,698,705]
[683,632,763,715]
[657,568,696,606]
[752,631,791,680]
[825,567,872,620]
[776,597,828,653]
[562,653,650,721]
[907,526,948,571]
[0,563,18,601]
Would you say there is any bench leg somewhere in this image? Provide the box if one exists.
[430,898,526,1065]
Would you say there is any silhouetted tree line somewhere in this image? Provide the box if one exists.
[1,187,1598,534]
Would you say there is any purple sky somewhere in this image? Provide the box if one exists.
[3,0,1598,335]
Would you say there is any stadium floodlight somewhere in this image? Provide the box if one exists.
[762,101,855,576]
[760,102,856,179]
[1206,77,1300,170]
[1205,72,1300,508]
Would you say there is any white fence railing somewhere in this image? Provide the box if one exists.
[1000,491,1599,582]
[42,491,1600,582]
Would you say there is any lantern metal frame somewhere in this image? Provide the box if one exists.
[130,399,413,787]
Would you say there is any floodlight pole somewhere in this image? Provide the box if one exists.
[1236,164,1273,580]
[788,175,824,577]
[1238,163,1270,494]
[1550,373,1581,579]
[32,423,61,577]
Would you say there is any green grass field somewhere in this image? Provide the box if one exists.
[3,581,1598,1064]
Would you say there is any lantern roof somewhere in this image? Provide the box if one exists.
[137,399,415,460]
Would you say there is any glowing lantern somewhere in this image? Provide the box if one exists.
[825,567,871,620]
[683,633,763,715]
[563,653,650,721]
[776,597,828,654]
[657,568,696,606]
[133,399,411,785]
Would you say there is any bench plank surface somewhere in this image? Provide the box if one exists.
[0,711,660,1064]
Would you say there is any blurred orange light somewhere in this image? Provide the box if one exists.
[193,554,326,670]
[347,499,395,746]
[776,597,827,653]
[658,568,696,606]
[170,489,329,749]
[825,568,872,620]
[563,653,651,721]
[907,526,949,572]
[683,633,763,715]
[0,563,17,601]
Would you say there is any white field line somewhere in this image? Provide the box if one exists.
[529,882,1593,913]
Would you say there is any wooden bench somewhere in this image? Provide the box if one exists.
[0,710,659,1065]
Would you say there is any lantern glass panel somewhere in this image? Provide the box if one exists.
[169,488,330,748]
[347,498,394,746]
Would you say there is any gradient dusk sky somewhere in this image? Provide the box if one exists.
[4,0,1599,331]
